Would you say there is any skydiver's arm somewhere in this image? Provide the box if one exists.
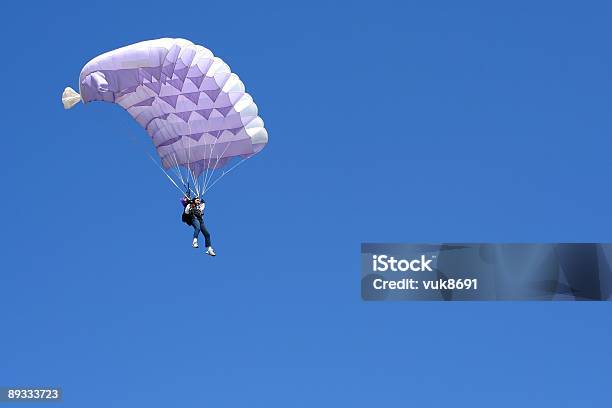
[184,204,191,214]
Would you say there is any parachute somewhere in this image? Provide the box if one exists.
[63,38,268,196]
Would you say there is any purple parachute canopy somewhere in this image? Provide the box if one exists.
[63,38,268,182]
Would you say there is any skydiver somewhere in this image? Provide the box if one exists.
[182,196,216,256]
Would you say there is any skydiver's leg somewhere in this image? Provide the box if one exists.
[192,218,201,239]
[200,222,212,248]
[192,218,201,248]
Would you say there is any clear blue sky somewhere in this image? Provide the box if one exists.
[1,0,611,406]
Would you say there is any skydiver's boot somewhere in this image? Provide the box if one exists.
[206,247,216,256]
[192,238,199,248]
